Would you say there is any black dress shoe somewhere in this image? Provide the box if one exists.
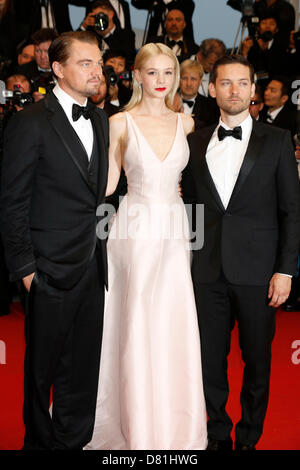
[235,442,256,451]
[206,438,233,451]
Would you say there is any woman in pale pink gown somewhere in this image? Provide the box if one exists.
[85,43,207,450]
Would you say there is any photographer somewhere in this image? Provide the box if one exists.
[5,74,32,112]
[85,0,133,31]
[16,27,58,102]
[241,14,289,83]
[131,0,195,43]
[79,0,136,63]
[228,0,295,47]
[103,49,132,106]
[17,42,35,67]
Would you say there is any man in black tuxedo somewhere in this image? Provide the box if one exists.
[149,8,198,63]
[79,0,136,64]
[242,14,289,84]
[14,0,89,39]
[85,0,133,31]
[131,0,195,42]
[261,77,297,137]
[182,54,300,451]
[179,59,219,129]
[1,31,109,450]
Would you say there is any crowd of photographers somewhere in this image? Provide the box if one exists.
[0,0,300,315]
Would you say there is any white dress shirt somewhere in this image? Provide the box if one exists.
[206,113,291,278]
[40,0,55,28]
[53,84,94,160]
[206,114,253,209]
[182,94,196,115]
[198,72,210,97]
[109,0,125,28]
[266,105,284,123]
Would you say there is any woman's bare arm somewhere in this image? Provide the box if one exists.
[105,113,127,197]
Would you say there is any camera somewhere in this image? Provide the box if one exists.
[258,30,274,43]
[103,66,132,87]
[0,82,33,109]
[103,65,118,86]
[31,73,56,94]
[93,12,109,31]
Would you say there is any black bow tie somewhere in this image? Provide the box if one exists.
[183,99,194,108]
[167,39,184,49]
[218,125,242,141]
[72,103,91,122]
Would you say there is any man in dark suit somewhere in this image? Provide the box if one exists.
[1,31,109,450]
[182,54,300,451]
[79,0,136,64]
[261,77,297,137]
[14,0,89,39]
[179,59,219,129]
[85,0,133,31]
[242,14,289,84]
[16,28,58,103]
[149,7,198,63]
[131,0,195,43]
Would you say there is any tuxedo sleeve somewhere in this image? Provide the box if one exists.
[0,110,40,281]
[275,130,300,275]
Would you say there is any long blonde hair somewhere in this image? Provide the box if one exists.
[124,43,180,112]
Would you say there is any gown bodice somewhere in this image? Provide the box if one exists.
[124,112,189,203]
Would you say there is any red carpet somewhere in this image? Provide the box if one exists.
[0,302,299,450]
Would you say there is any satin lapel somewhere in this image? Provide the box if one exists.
[89,106,108,206]
[45,93,95,194]
[195,127,226,213]
[227,120,265,209]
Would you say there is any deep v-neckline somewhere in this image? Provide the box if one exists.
[127,112,179,163]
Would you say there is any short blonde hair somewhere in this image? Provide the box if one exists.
[124,43,180,112]
[180,59,204,79]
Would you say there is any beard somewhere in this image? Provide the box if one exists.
[217,97,250,116]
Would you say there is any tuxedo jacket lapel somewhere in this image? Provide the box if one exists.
[88,104,108,205]
[45,93,102,197]
[195,126,226,212]
[227,119,265,209]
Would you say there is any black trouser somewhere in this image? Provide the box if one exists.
[194,272,276,446]
[23,256,104,450]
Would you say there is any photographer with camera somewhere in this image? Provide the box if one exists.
[131,0,195,43]
[228,1,295,47]
[16,27,58,102]
[79,0,136,63]
[89,68,119,114]
[103,49,132,106]
[241,14,289,84]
